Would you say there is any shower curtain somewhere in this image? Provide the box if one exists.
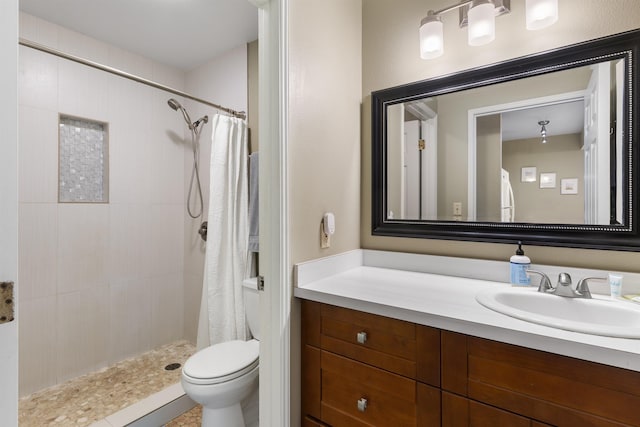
[197,114,249,349]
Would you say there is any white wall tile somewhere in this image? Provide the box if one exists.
[56,287,109,382]
[107,204,152,282]
[57,204,109,294]
[18,296,57,396]
[18,46,58,111]
[18,203,58,301]
[19,12,59,48]
[57,26,110,66]
[18,106,59,203]
[107,45,154,81]
[107,78,153,204]
[150,273,184,348]
[149,205,184,275]
[149,91,186,205]
[109,278,152,363]
[151,63,185,91]
[58,59,110,121]
[183,273,202,344]
[184,219,206,274]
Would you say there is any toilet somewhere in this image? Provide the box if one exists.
[181,278,260,427]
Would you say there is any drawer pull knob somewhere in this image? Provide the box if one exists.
[356,331,368,344]
[357,397,368,412]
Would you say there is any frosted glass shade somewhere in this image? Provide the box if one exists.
[468,1,495,46]
[420,16,444,59]
[526,0,558,30]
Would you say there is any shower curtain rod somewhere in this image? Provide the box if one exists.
[19,38,247,120]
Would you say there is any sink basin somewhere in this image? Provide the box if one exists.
[476,288,640,338]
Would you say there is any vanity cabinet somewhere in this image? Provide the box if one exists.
[442,331,640,426]
[301,300,640,427]
[301,300,441,426]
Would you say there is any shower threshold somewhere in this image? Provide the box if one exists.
[19,341,196,426]
[91,383,196,426]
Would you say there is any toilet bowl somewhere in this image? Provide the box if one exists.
[181,278,260,427]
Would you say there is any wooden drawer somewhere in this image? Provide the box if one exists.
[321,350,418,427]
[302,300,440,385]
[442,392,546,427]
[320,303,421,378]
[303,416,329,427]
[442,331,640,426]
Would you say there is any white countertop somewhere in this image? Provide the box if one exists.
[293,250,640,372]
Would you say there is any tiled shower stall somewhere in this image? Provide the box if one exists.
[17,11,249,399]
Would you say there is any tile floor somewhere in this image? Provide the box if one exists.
[166,405,202,426]
[19,341,195,426]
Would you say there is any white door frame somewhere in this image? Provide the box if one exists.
[250,0,291,426]
[0,0,19,425]
[404,101,438,220]
[583,62,611,224]
[467,90,585,221]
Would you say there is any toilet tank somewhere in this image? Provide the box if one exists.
[242,277,260,340]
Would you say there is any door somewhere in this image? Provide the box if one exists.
[615,59,624,224]
[583,62,611,224]
[0,0,19,425]
[501,169,515,222]
[403,101,438,220]
[403,120,437,220]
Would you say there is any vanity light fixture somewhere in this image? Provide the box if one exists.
[526,0,559,30]
[539,120,549,144]
[419,0,559,59]
[467,0,496,46]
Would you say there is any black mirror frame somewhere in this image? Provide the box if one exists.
[372,30,640,251]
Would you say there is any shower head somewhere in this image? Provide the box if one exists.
[167,98,193,130]
[167,98,181,111]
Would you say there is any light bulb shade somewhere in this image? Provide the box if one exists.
[526,0,558,30]
[468,0,496,46]
[420,16,444,59]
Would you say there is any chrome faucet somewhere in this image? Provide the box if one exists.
[550,273,586,298]
[526,270,606,299]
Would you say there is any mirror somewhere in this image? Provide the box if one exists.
[372,30,640,250]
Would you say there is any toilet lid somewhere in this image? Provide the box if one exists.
[183,340,259,381]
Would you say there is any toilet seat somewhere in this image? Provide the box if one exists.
[183,340,259,385]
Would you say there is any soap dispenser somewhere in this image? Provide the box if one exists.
[510,241,531,286]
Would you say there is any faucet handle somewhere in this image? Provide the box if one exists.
[576,277,607,299]
[526,270,553,293]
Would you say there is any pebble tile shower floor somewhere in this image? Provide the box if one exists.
[19,341,196,426]
[166,405,202,426]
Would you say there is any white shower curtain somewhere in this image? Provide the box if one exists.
[197,114,249,349]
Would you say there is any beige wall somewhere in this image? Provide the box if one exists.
[289,0,362,266]
[433,66,590,220]
[476,115,501,222]
[387,104,403,218]
[361,0,640,271]
[288,1,362,424]
[503,134,585,224]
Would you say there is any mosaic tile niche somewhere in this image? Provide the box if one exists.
[58,115,109,203]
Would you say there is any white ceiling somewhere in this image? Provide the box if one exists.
[19,0,259,71]
[501,100,585,142]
